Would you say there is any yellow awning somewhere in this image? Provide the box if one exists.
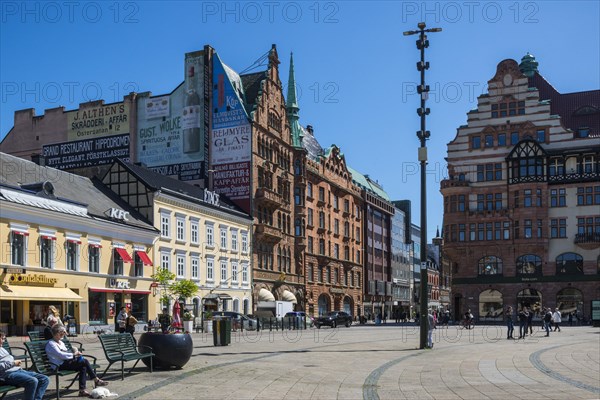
[0,285,83,301]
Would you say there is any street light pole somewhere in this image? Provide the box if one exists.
[403,22,442,349]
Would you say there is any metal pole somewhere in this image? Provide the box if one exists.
[403,22,442,349]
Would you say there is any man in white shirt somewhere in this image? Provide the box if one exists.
[552,308,562,332]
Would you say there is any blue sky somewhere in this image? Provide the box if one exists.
[1,1,599,240]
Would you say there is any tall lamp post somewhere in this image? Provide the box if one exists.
[403,22,442,349]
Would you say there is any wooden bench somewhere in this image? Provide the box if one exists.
[0,385,19,400]
[2,338,29,369]
[24,340,100,400]
[28,331,85,351]
[99,333,154,380]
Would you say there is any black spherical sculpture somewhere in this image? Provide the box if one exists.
[138,332,193,369]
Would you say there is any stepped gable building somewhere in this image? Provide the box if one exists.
[0,152,158,335]
[287,54,365,317]
[441,54,600,322]
[240,45,303,309]
[100,159,253,317]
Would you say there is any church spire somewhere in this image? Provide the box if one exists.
[287,52,303,148]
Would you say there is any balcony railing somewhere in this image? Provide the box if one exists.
[255,224,282,242]
[574,232,600,250]
[440,179,469,189]
[255,188,281,207]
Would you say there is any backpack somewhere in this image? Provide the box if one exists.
[544,312,552,322]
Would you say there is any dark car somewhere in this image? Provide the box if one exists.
[284,311,314,328]
[314,311,352,328]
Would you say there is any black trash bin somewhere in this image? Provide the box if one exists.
[213,316,231,346]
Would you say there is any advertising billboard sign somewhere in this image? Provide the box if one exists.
[67,103,129,141]
[137,50,209,181]
[211,54,251,213]
[42,134,130,170]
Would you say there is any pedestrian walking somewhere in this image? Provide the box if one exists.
[506,306,515,339]
[427,309,435,349]
[568,312,573,326]
[543,308,552,336]
[552,308,562,332]
[518,307,528,339]
[527,308,533,334]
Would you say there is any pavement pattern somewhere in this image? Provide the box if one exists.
[4,324,599,399]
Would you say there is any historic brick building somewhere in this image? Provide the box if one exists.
[441,54,600,322]
[286,54,364,317]
[241,46,303,309]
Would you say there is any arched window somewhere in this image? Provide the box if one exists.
[277,247,282,271]
[517,288,542,318]
[516,254,542,275]
[478,256,503,275]
[556,288,583,317]
[479,289,503,322]
[556,252,583,274]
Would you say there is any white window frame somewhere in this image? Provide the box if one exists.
[220,259,228,285]
[161,250,171,272]
[231,230,238,251]
[191,254,200,281]
[231,261,239,284]
[176,215,186,242]
[39,229,56,269]
[242,263,249,284]
[206,257,214,282]
[160,211,171,238]
[176,253,185,278]
[220,227,228,250]
[88,237,101,273]
[241,232,248,253]
[10,224,29,267]
[206,224,214,247]
[190,219,199,245]
[66,241,80,271]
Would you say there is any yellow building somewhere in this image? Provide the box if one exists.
[101,160,253,320]
[0,153,158,336]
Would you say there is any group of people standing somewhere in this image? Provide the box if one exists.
[506,306,563,339]
[1,305,109,399]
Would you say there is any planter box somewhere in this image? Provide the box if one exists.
[183,320,193,333]
[203,320,213,333]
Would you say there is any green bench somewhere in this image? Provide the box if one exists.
[0,385,19,400]
[2,338,28,369]
[24,340,100,400]
[28,331,85,352]
[99,333,154,380]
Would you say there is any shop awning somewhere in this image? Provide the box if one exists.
[135,251,153,266]
[258,288,275,302]
[0,285,83,301]
[282,290,297,303]
[115,248,133,263]
[88,287,151,295]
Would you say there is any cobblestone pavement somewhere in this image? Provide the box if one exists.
[5,324,599,399]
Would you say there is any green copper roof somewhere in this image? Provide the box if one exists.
[519,52,539,77]
[347,166,391,201]
[286,52,303,148]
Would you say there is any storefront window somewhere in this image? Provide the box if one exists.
[517,288,542,320]
[130,294,148,322]
[29,302,60,325]
[89,291,107,324]
[556,288,583,317]
[479,289,503,322]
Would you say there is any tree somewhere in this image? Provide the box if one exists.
[151,267,199,310]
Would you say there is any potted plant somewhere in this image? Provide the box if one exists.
[203,310,213,333]
[182,310,194,333]
[138,267,199,369]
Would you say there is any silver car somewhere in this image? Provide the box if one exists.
[212,311,258,330]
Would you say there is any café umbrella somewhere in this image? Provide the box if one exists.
[172,301,182,330]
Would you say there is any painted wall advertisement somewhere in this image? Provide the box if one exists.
[137,50,208,181]
[67,102,129,141]
[211,54,251,213]
[42,134,130,170]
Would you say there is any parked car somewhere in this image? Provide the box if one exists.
[314,311,352,328]
[284,311,314,328]
[211,311,258,331]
